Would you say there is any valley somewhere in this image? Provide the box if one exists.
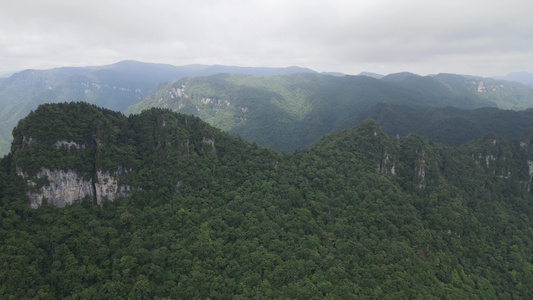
[1,63,533,298]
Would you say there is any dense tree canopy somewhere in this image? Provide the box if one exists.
[361,103,533,146]
[1,102,533,298]
[125,72,533,152]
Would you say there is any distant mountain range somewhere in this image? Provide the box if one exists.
[126,72,533,152]
[0,61,318,155]
[360,103,533,146]
[495,72,533,86]
[1,61,533,155]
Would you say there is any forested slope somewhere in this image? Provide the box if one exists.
[0,61,316,156]
[126,73,422,152]
[381,72,533,110]
[4,66,533,156]
[1,103,533,298]
[361,103,533,146]
[125,72,533,152]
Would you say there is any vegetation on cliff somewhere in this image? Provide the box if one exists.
[125,72,533,152]
[0,61,316,156]
[1,103,533,298]
[361,103,533,146]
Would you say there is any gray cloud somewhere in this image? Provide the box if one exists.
[1,0,532,77]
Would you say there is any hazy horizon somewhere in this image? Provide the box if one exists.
[1,0,532,77]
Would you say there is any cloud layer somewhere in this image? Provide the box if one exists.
[1,0,532,76]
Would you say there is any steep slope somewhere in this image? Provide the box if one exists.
[11,102,133,207]
[361,103,533,145]
[381,72,497,108]
[126,73,488,152]
[433,73,533,110]
[495,72,533,86]
[0,61,317,156]
[0,63,155,156]
[381,72,533,110]
[11,102,279,208]
[283,121,533,298]
[127,72,533,153]
[1,103,533,298]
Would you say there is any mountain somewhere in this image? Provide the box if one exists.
[125,73,435,152]
[382,72,480,108]
[495,72,533,86]
[126,72,533,152]
[2,102,533,298]
[358,71,384,79]
[381,72,533,110]
[0,61,319,156]
[361,103,533,145]
[3,62,533,157]
[0,71,15,78]
[433,73,533,109]
[196,64,316,76]
[9,102,279,208]
[321,71,346,77]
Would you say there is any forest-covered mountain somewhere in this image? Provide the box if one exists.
[381,72,533,110]
[0,61,316,156]
[360,103,533,146]
[1,102,533,298]
[2,61,533,157]
[125,72,533,152]
[496,72,533,86]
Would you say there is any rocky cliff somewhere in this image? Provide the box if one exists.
[17,167,130,208]
[10,102,235,208]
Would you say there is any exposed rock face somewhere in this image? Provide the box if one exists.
[378,152,396,176]
[17,167,130,208]
[415,150,427,189]
[54,140,86,149]
[528,160,533,177]
[477,81,486,93]
[170,85,187,98]
[94,170,131,203]
[202,137,216,153]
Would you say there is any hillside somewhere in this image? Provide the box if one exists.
[0,61,316,156]
[126,72,533,152]
[361,103,533,146]
[495,72,533,86]
[1,102,533,298]
[3,63,533,156]
[126,73,430,152]
[381,72,533,110]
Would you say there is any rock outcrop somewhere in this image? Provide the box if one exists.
[17,167,130,208]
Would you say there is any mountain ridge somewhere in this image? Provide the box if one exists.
[2,102,533,298]
[2,61,533,156]
[0,61,321,155]
[495,71,533,86]
[126,72,533,152]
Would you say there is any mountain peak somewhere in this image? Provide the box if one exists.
[381,71,422,81]
[358,71,383,79]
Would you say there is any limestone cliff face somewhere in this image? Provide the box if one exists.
[17,167,130,208]
[414,150,427,189]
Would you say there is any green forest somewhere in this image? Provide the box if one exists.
[3,65,533,156]
[1,102,533,298]
[361,103,533,146]
[125,72,533,153]
[0,61,314,156]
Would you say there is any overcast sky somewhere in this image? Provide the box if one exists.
[1,0,532,77]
